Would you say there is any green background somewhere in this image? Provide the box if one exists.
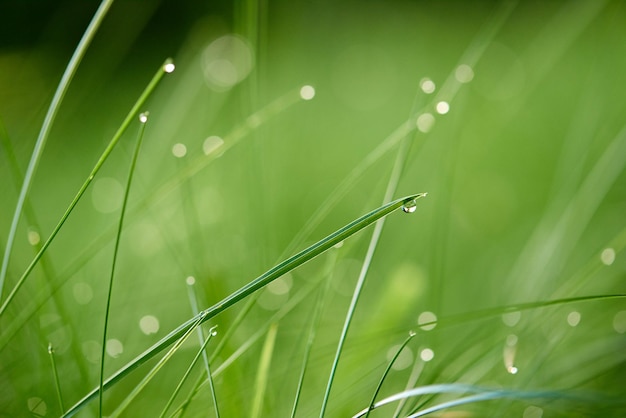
[1,0,625,416]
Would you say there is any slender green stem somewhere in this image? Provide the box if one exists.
[159,325,218,418]
[61,193,421,417]
[251,323,278,418]
[0,0,115,299]
[109,313,206,418]
[48,343,65,414]
[186,280,220,417]
[352,384,587,418]
[364,331,416,418]
[98,112,149,417]
[0,58,173,317]
[319,149,424,417]
[290,249,338,418]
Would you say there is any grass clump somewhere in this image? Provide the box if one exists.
[1,1,625,417]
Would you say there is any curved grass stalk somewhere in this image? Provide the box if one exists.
[185,280,220,417]
[61,193,422,417]
[364,331,416,418]
[48,343,65,414]
[392,357,424,418]
[290,250,338,418]
[174,269,327,418]
[0,58,174,317]
[158,325,218,418]
[319,126,425,418]
[109,313,207,418]
[352,383,586,418]
[0,0,115,299]
[98,112,149,417]
[251,323,279,418]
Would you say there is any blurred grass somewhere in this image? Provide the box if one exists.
[1,0,626,417]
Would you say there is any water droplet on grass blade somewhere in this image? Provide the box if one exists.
[402,199,417,213]
[139,112,149,123]
[402,193,427,213]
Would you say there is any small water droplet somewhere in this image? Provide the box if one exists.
[211,330,218,336]
[409,330,416,337]
[48,342,54,354]
[139,112,149,123]
[163,60,176,73]
[402,199,417,213]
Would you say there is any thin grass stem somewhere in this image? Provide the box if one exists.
[0,0,115,299]
[98,111,149,417]
[319,141,425,417]
[48,342,65,414]
[392,356,424,418]
[62,194,419,417]
[364,331,416,418]
[250,323,278,418]
[159,325,218,418]
[185,279,220,417]
[290,249,338,418]
[109,313,206,418]
[0,59,174,317]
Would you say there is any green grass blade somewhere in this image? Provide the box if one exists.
[48,342,65,414]
[352,384,578,418]
[174,271,326,418]
[185,279,220,417]
[0,0,115,298]
[109,313,205,418]
[61,193,422,417]
[0,59,174,317]
[364,331,416,418]
[98,112,149,417]
[159,325,218,418]
[290,250,338,418]
[250,323,279,418]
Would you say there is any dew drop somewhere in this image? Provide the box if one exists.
[163,61,176,73]
[420,77,436,94]
[420,348,434,362]
[508,366,518,374]
[402,199,417,213]
[601,247,615,265]
[186,276,196,286]
[211,330,218,336]
[172,143,187,158]
[139,112,149,123]
[48,342,54,354]
[300,85,316,100]
[27,229,40,246]
[417,311,437,330]
[139,315,160,335]
[435,101,450,115]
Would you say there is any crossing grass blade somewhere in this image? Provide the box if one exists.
[98,112,149,417]
[60,193,424,417]
[0,58,175,317]
[0,0,115,298]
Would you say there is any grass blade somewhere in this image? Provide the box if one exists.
[364,331,416,418]
[61,193,423,417]
[0,0,115,298]
[352,384,580,418]
[185,278,220,417]
[0,58,174,317]
[98,112,149,417]
[159,325,218,418]
[250,323,279,418]
[290,249,338,418]
[48,342,65,414]
[109,313,205,418]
